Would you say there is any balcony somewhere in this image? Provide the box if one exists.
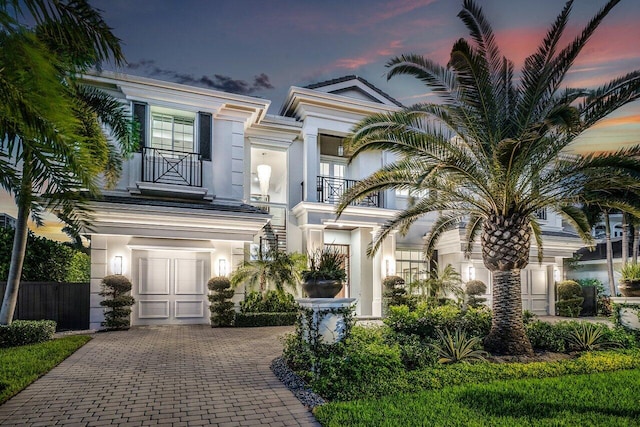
[142,147,202,187]
[316,176,383,208]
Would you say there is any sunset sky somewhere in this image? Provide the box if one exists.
[92,0,640,154]
[4,0,640,239]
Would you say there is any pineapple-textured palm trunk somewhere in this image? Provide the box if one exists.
[481,214,534,356]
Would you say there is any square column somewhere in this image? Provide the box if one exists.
[303,133,319,202]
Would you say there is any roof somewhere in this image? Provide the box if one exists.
[304,75,403,107]
[92,194,269,216]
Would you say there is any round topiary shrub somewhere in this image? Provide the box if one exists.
[556,280,584,317]
[99,275,135,330]
[208,276,235,327]
[383,275,409,315]
[465,280,487,308]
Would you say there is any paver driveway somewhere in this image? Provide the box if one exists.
[0,325,320,426]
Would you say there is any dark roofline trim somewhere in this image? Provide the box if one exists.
[304,75,403,107]
[90,194,270,216]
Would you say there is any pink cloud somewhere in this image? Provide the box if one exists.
[330,39,406,71]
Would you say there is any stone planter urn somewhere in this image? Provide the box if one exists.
[619,279,640,297]
[302,279,343,298]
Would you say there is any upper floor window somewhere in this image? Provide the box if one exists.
[151,110,195,153]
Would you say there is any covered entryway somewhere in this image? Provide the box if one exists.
[131,250,210,325]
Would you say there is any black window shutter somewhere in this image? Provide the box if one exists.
[198,112,212,160]
[132,102,148,152]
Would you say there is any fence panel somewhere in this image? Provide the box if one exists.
[0,282,89,331]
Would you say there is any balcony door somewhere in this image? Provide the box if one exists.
[319,159,347,204]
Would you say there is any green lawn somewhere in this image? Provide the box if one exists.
[314,368,640,426]
[0,335,91,404]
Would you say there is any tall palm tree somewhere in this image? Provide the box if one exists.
[0,0,133,325]
[337,0,640,355]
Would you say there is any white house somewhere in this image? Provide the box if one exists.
[82,72,584,329]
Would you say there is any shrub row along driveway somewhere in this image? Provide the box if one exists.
[0,325,320,426]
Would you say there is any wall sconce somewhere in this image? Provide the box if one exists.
[554,268,560,282]
[113,256,123,275]
[468,265,475,281]
[257,161,271,196]
[219,259,228,277]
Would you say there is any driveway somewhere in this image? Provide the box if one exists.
[0,325,321,426]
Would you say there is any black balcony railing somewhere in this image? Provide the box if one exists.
[142,147,202,187]
[317,176,383,208]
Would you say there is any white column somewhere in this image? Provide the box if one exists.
[89,235,108,330]
[302,225,324,253]
[303,132,319,202]
[372,230,397,317]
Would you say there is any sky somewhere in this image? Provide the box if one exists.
[4,0,640,240]
[90,0,640,154]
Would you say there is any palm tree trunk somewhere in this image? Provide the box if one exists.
[621,213,629,267]
[481,213,533,356]
[0,200,30,325]
[605,212,616,296]
[484,270,533,355]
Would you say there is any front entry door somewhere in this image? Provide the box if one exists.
[132,250,210,325]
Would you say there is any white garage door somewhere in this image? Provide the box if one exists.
[521,268,549,315]
[132,250,210,325]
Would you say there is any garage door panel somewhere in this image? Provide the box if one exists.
[139,258,170,295]
[174,259,205,295]
[175,300,204,318]
[139,300,170,319]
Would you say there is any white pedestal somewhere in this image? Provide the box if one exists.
[297,298,356,344]
[611,297,640,330]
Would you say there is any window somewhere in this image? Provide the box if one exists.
[151,112,195,153]
[395,188,428,198]
[320,159,345,178]
[395,249,429,285]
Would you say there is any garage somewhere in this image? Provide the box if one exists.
[131,250,211,325]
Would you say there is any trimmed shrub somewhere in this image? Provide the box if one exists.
[385,303,491,340]
[0,320,56,347]
[383,276,412,314]
[208,276,235,327]
[240,290,297,313]
[99,275,135,330]
[526,320,638,352]
[556,280,583,317]
[465,280,487,308]
[234,312,297,327]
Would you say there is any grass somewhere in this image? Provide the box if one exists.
[0,335,91,404]
[314,368,640,426]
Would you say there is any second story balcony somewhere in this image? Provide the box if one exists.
[142,147,202,187]
[317,175,383,208]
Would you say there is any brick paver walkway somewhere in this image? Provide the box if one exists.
[0,325,320,426]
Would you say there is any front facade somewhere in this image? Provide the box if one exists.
[85,72,583,329]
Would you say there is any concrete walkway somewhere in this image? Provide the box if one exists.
[0,325,320,427]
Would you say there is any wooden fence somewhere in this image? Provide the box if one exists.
[0,282,89,331]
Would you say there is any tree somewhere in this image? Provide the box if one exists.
[230,248,306,294]
[0,1,133,325]
[338,0,640,355]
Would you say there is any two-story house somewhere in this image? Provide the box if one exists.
[83,72,584,329]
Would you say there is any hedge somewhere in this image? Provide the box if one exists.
[234,312,297,327]
[0,320,56,348]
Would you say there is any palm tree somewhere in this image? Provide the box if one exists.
[337,0,640,355]
[0,1,133,325]
[230,248,306,293]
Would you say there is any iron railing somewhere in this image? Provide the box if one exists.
[142,147,202,187]
[316,176,383,208]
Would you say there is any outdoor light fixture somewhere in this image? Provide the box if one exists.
[468,265,475,281]
[554,268,560,282]
[219,259,228,277]
[114,256,123,275]
[257,163,271,196]
[338,143,344,157]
